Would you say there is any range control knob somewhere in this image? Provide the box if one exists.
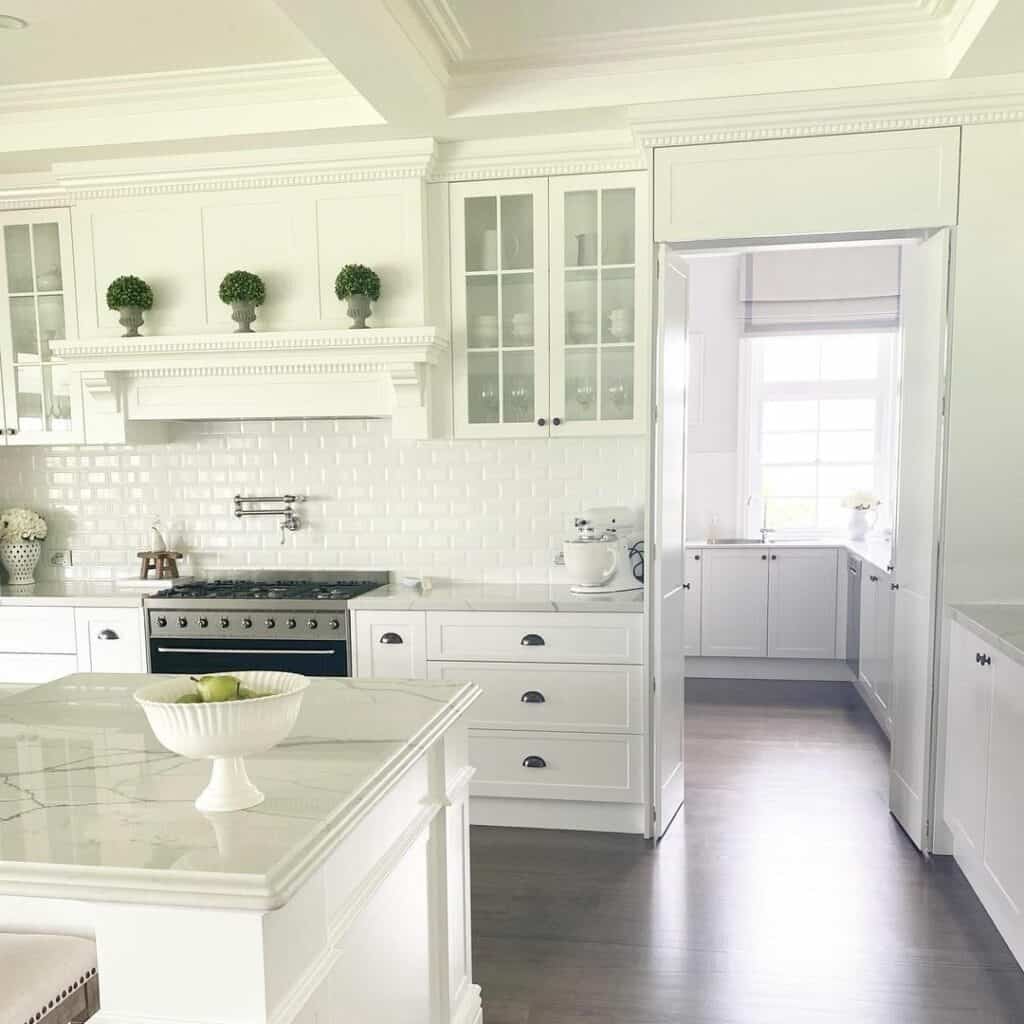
[265,617,276,629]
[198,617,209,628]
[286,618,297,629]
[328,619,340,630]
[307,618,318,630]
[156,616,167,628]
[220,617,230,628]
[177,616,188,628]
[241,617,253,629]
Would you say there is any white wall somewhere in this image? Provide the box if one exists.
[0,422,645,583]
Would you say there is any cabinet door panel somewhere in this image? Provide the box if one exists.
[944,622,992,856]
[353,611,427,679]
[984,653,1024,910]
[683,551,702,657]
[859,570,880,691]
[700,550,768,657]
[0,606,76,654]
[874,582,895,716]
[75,607,146,673]
[767,548,838,659]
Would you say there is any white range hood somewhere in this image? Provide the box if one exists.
[52,327,450,442]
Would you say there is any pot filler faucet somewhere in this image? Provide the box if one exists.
[233,494,305,543]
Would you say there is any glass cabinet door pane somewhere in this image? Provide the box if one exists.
[466,276,499,349]
[502,274,534,348]
[601,189,635,265]
[36,294,66,358]
[601,268,635,345]
[500,194,533,271]
[32,223,63,291]
[3,224,33,293]
[9,295,39,360]
[465,197,498,273]
[503,350,535,423]
[564,191,599,268]
[565,348,598,422]
[467,351,500,424]
[565,269,597,346]
[13,364,72,434]
[601,347,635,421]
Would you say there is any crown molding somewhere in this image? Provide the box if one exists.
[410,0,470,64]
[629,73,1024,147]
[432,130,645,181]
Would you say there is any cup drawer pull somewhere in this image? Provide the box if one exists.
[520,633,545,647]
[522,755,547,769]
[520,690,546,704]
[379,632,404,645]
[97,628,120,640]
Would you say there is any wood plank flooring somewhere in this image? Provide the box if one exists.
[470,683,1024,1023]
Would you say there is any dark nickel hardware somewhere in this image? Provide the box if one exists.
[891,582,900,590]
[379,632,404,644]
[683,583,691,590]
[537,417,546,426]
[198,617,208,628]
[869,575,879,582]
[97,628,119,640]
[521,633,545,646]
[552,417,562,426]
[521,691,546,703]
[265,618,275,628]
[761,554,767,560]
[177,616,187,628]
[241,618,253,629]
[771,554,777,560]
[522,755,547,768]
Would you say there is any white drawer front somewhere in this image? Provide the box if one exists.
[354,611,427,679]
[427,612,642,665]
[0,652,77,685]
[0,607,76,654]
[469,731,643,803]
[430,661,643,734]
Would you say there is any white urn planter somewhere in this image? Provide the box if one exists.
[0,539,41,584]
[847,508,874,542]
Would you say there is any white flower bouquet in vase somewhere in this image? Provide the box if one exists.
[840,491,880,542]
[0,507,47,584]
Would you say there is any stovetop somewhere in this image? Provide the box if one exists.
[153,578,382,601]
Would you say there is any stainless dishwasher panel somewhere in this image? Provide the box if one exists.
[846,555,861,677]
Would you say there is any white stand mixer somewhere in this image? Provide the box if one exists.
[562,506,643,595]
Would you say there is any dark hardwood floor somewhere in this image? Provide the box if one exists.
[470,682,1024,1023]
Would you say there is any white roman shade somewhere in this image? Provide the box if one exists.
[743,245,901,332]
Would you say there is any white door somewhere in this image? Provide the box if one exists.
[648,245,687,839]
[74,608,146,674]
[700,549,769,658]
[683,551,702,657]
[889,228,952,850]
[766,548,838,659]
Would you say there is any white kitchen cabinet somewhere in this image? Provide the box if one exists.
[74,607,146,673]
[353,610,427,679]
[683,551,702,657]
[944,621,993,857]
[700,549,769,657]
[859,566,895,729]
[0,605,79,694]
[548,172,648,436]
[0,209,81,445]
[450,179,550,438]
[767,548,838,659]
[0,652,78,695]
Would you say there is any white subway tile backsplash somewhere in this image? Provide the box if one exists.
[0,419,646,583]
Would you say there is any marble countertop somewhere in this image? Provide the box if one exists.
[0,673,479,910]
[950,604,1024,667]
[685,536,893,573]
[347,580,645,613]
[0,580,165,607]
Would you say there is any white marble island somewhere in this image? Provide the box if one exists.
[0,674,482,1024]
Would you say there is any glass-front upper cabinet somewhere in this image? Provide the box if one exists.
[549,172,648,436]
[0,209,80,444]
[451,179,549,438]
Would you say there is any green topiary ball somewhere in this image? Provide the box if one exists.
[106,275,154,311]
[334,264,381,302]
[218,270,266,305]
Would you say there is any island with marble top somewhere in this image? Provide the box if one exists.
[0,673,482,1024]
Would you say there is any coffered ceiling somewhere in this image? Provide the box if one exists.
[0,0,1021,170]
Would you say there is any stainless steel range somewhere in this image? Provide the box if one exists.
[144,571,389,677]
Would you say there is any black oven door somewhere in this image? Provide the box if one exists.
[149,637,349,677]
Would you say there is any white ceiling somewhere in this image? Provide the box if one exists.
[0,0,319,84]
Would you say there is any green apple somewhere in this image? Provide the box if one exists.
[176,693,203,704]
[195,673,242,703]
[238,686,262,699]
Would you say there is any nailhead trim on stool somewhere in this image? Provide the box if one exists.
[0,933,98,1024]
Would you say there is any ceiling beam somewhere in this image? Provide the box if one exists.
[273,0,448,131]
[946,0,1023,77]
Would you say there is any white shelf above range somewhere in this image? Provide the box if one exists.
[51,326,450,442]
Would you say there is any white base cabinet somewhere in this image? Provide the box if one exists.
[857,568,895,734]
[74,607,146,674]
[353,610,427,679]
[683,551,702,656]
[944,619,1024,969]
[700,549,770,657]
[767,548,838,659]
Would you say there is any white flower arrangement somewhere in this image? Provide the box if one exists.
[0,507,48,542]
[841,491,881,512]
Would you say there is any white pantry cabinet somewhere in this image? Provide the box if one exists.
[74,607,146,674]
[0,209,81,445]
[683,550,702,656]
[700,549,770,657]
[767,548,838,659]
[353,610,427,679]
[450,172,648,439]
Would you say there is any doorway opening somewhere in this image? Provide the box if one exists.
[650,231,951,851]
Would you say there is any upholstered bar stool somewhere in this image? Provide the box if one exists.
[0,933,99,1024]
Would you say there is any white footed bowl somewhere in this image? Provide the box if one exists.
[134,671,310,813]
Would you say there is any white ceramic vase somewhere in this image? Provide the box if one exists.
[847,508,873,542]
[0,539,41,585]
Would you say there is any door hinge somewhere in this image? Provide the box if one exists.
[654,403,659,422]
[652,675,656,692]
[652,807,657,822]
[941,396,946,418]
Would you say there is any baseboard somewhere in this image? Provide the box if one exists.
[469,796,645,834]
[853,675,892,738]
[687,676,859,707]
[686,657,855,681]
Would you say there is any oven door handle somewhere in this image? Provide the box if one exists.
[154,647,339,656]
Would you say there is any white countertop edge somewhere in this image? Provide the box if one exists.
[949,605,1024,669]
[0,680,481,912]
[684,537,893,573]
